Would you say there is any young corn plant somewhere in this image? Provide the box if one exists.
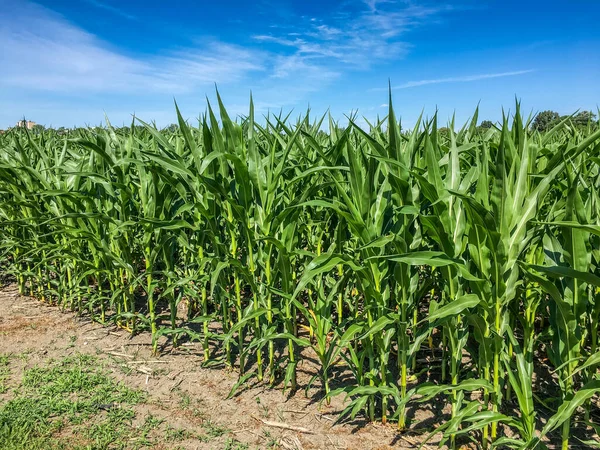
[1,97,600,449]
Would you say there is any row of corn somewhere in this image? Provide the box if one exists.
[1,95,600,449]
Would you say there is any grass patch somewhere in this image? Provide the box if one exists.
[0,355,234,449]
[165,425,195,442]
[0,354,148,449]
[223,438,249,450]
[202,418,229,438]
[0,354,10,394]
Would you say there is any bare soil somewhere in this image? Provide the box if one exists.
[0,283,446,450]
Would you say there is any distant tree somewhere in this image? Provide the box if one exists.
[164,124,179,133]
[32,124,45,134]
[316,130,329,141]
[572,111,597,127]
[532,110,560,132]
[479,120,494,129]
[437,126,450,140]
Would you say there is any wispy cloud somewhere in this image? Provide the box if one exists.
[253,0,456,79]
[374,70,536,91]
[0,1,264,94]
[83,0,137,21]
[0,0,463,103]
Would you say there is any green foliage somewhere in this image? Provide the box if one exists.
[532,110,598,132]
[1,97,600,449]
[572,110,597,127]
[532,110,560,132]
[0,355,10,394]
[163,123,179,133]
[0,355,147,449]
[31,124,45,134]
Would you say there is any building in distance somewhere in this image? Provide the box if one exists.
[15,120,37,129]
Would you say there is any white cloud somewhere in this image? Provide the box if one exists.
[252,0,452,75]
[0,0,347,127]
[0,0,489,128]
[83,0,137,21]
[0,1,264,94]
[270,54,338,80]
[386,70,536,90]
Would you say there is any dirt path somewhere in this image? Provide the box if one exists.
[0,284,440,450]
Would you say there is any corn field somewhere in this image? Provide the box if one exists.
[1,95,600,449]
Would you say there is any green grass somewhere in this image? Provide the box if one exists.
[0,354,10,394]
[165,425,195,442]
[0,354,148,449]
[0,353,247,449]
[202,418,229,438]
[223,439,250,450]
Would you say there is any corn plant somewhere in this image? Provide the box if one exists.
[1,94,599,449]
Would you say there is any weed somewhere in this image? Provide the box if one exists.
[165,426,194,442]
[223,438,249,450]
[202,419,228,438]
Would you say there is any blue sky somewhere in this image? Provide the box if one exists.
[1,0,598,128]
